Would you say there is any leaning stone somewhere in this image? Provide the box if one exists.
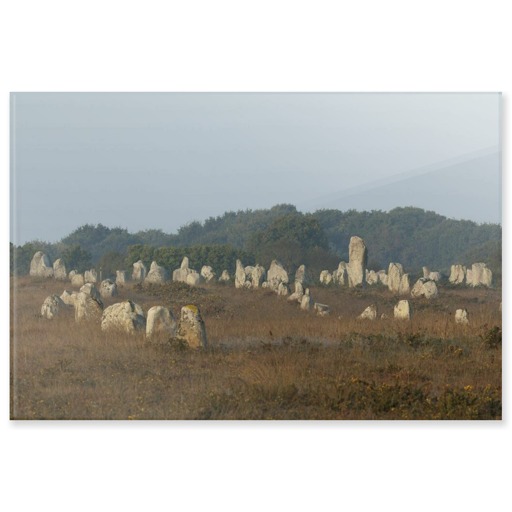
[53,259,67,280]
[359,304,377,320]
[101,300,145,334]
[200,265,216,282]
[177,305,208,349]
[75,291,103,322]
[146,306,177,342]
[455,309,469,325]
[394,300,411,320]
[30,251,53,278]
[41,295,65,319]
[80,283,104,307]
[100,279,118,298]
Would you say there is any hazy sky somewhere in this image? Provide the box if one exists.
[10,92,501,244]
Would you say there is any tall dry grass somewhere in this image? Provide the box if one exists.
[10,276,502,420]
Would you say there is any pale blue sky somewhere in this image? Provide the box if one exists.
[10,92,501,244]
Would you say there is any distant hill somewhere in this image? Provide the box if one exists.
[11,204,501,282]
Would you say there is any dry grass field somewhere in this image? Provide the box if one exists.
[10,275,502,420]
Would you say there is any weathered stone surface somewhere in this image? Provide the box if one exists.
[288,281,304,302]
[387,263,404,293]
[359,304,377,320]
[84,269,98,284]
[146,306,177,341]
[366,270,379,286]
[469,263,492,287]
[267,260,289,292]
[300,289,312,311]
[80,283,103,304]
[394,300,411,320]
[333,262,349,286]
[30,251,53,278]
[132,260,147,282]
[411,278,438,299]
[100,279,118,298]
[277,282,289,296]
[455,309,469,325]
[428,272,441,282]
[218,270,231,282]
[70,273,85,287]
[101,300,145,333]
[200,266,216,282]
[422,267,430,279]
[319,270,333,285]
[75,291,103,322]
[53,259,67,280]
[60,290,78,306]
[295,265,308,286]
[145,261,168,284]
[186,271,202,286]
[235,259,247,289]
[173,257,198,283]
[377,270,388,286]
[398,274,411,296]
[246,264,266,288]
[348,236,368,288]
[466,269,473,286]
[69,270,77,279]
[449,264,466,285]
[177,305,207,349]
[41,295,65,319]
[116,270,127,286]
[314,303,330,317]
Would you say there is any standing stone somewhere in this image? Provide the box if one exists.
[186,271,202,286]
[172,257,193,283]
[177,305,207,349]
[377,270,388,286]
[100,279,118,298]
[300,289,312,311]
[29,251,53,278]
[333,262,349,286]
[116,270,127,286]
[449,264,466,285]
[455,309,469,325]
[469,263,492,287]
[145,261,168,284]
[200,266,216,282]
[267,260,289,292]
[146,306,177,341]
[428,272,441,282]
[41,295,65,319]
[295,265,308,286]
[60,290,78,306]
[466,269,473,286]
[319,270,333,285]
[218,270,231,283]
[84,269,98,284]
[394,300,412,320]
[277,282,289,296]
[288,281,304,302]
[75,291,104,322]
[53,259,67,281]
[347,236,368,288]
[366,270,379,286]
[387,263,404,293]
[247,264,266,288]
[398,274,411,296]
[101,300,145,334]
[80,283,104,307]
[359,304,377,320]
[422,266,430,279]
[411,278,438,299]
[70,273,85,287]
[132,260,147,282]
[235,259,247,289]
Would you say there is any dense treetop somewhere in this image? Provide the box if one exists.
[11,205,501,282]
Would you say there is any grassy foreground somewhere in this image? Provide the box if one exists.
[10,276,502,420]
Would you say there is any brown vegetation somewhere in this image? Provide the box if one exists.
[10,276,501,420]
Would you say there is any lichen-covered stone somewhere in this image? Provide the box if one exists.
[101,300,145,333]
[41,295,65,319]
[30,251,53,278]
[177,304,207,349]
[53,259,67,281]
